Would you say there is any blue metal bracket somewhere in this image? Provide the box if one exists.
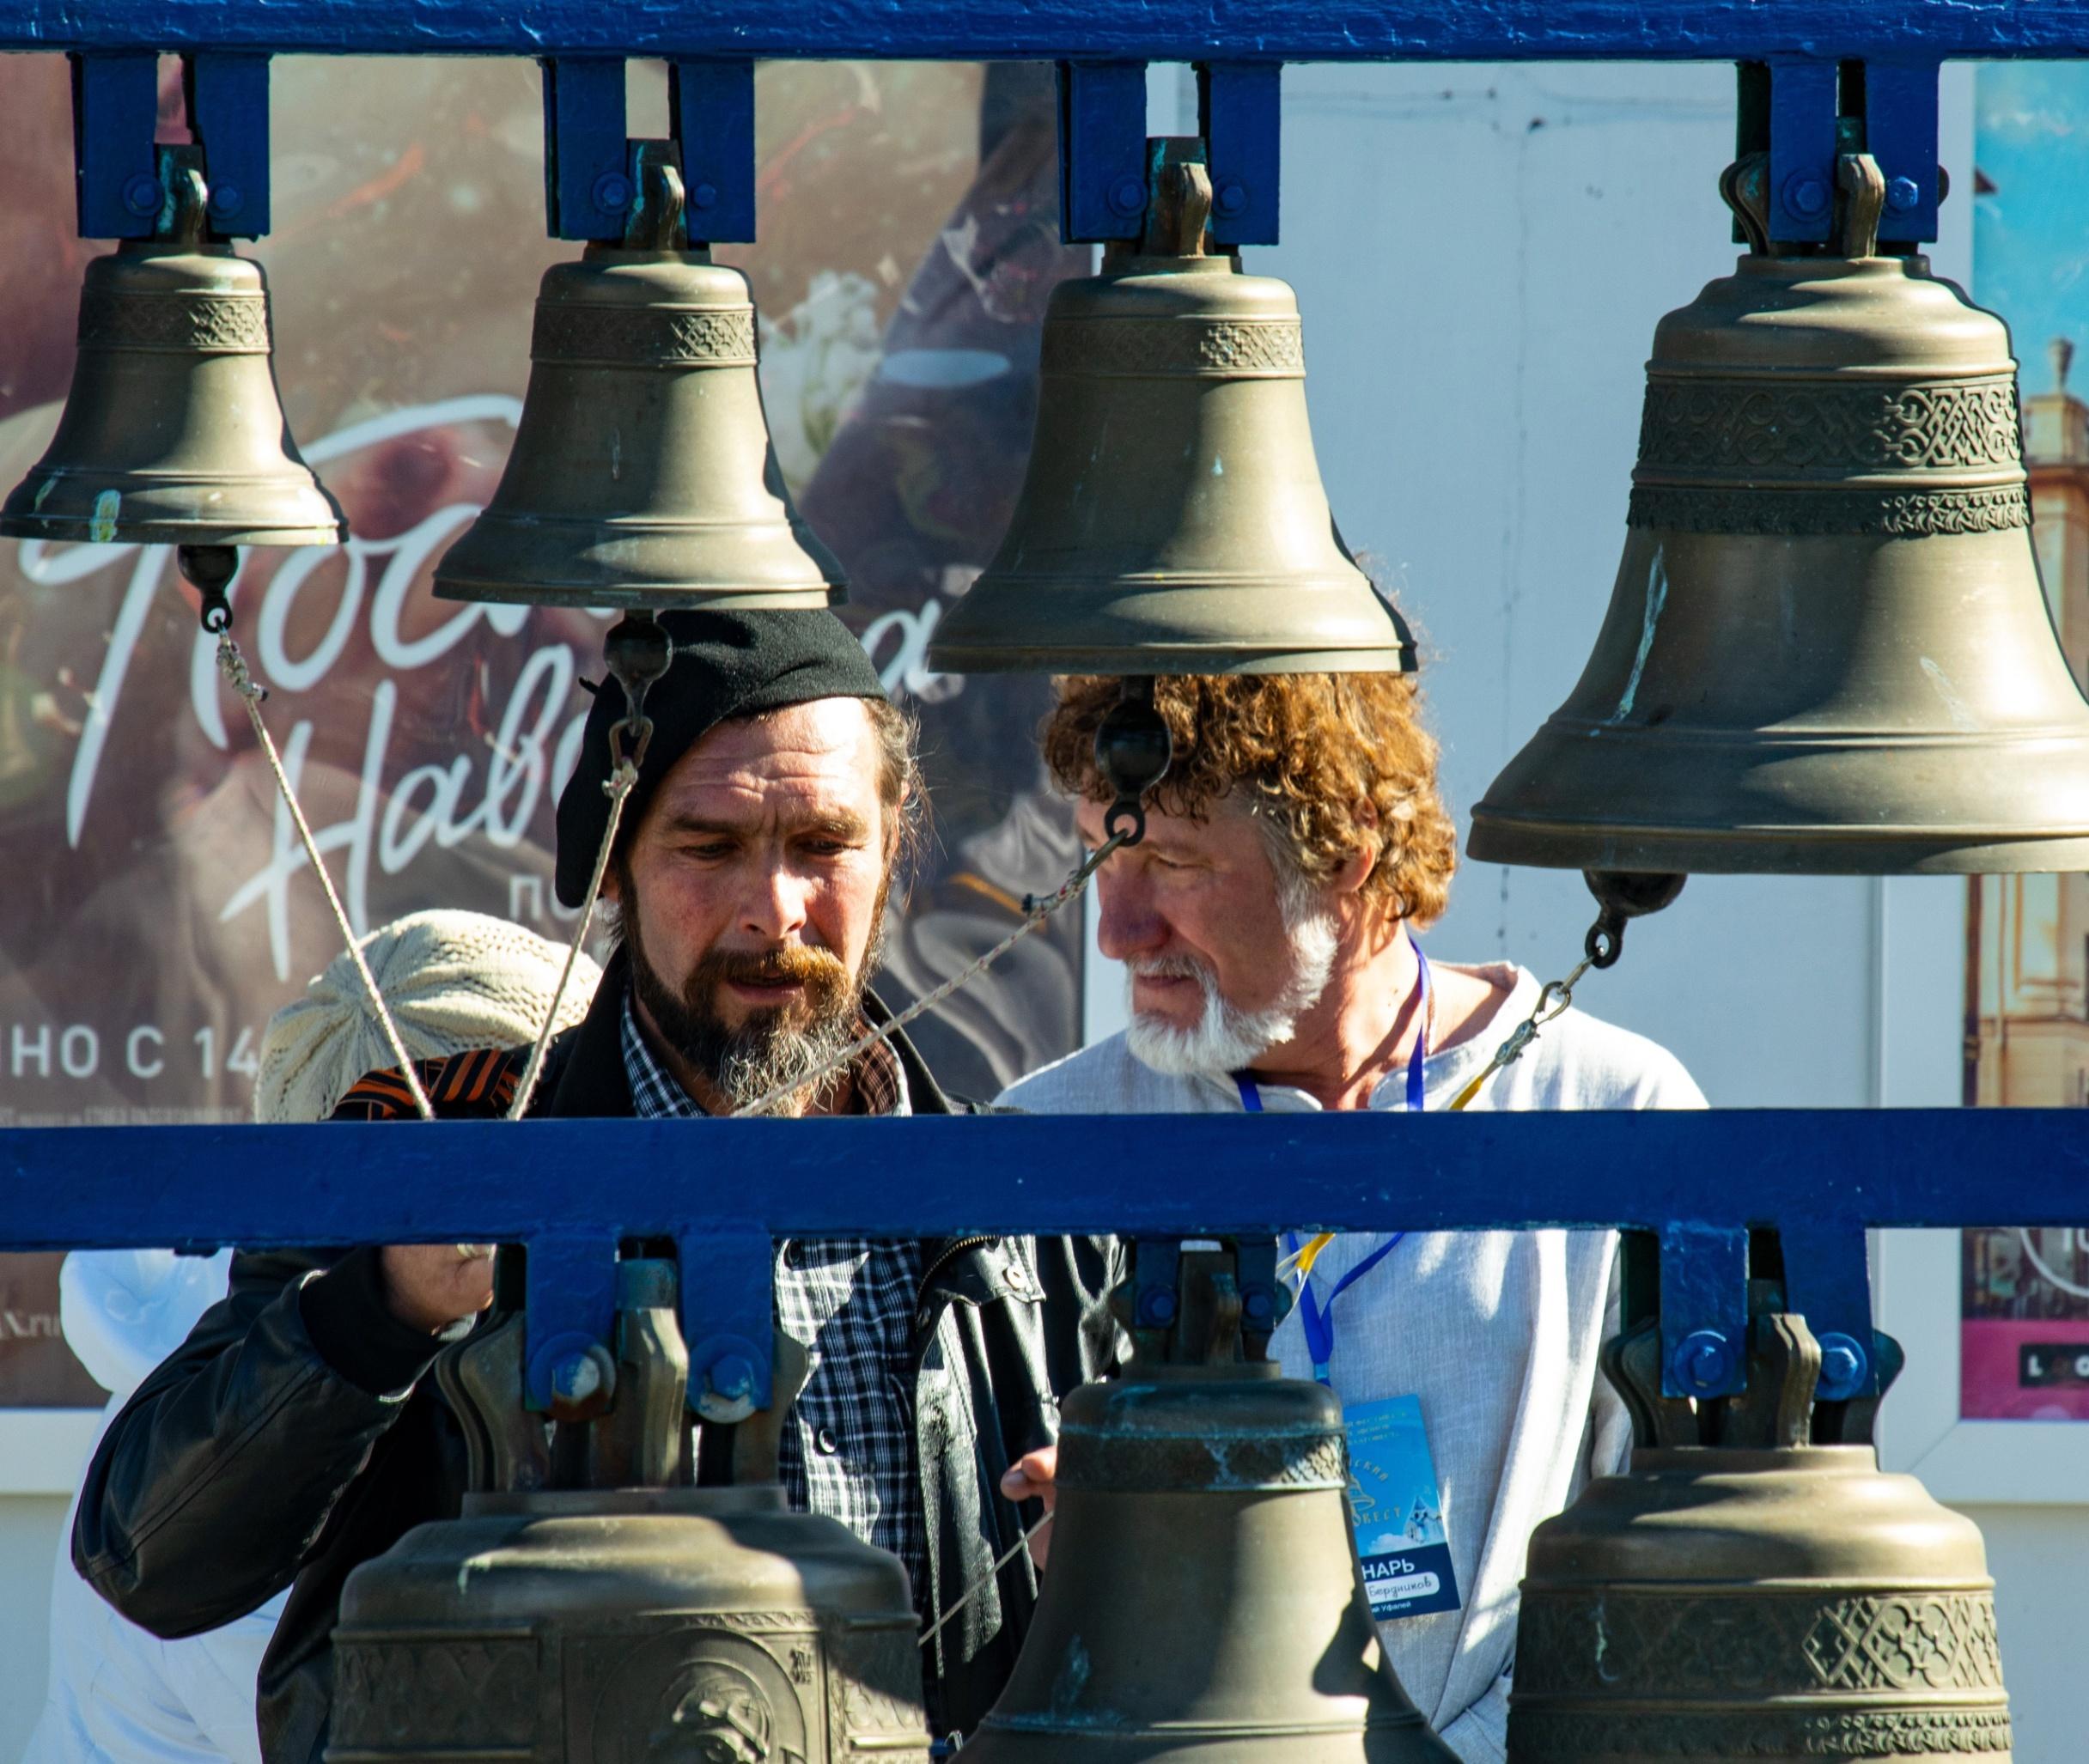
[1864,60,1941,245]
[680,1219,776,1420]
[542,57,630,240]
[186,52,270,235]
[544,56,758,245]
[670,58,756,246]
[1780,1216,1878,1401]
[70,52,159,239]
[1659,1223,1749,1400]
[524,1232,620,1413]
[1198,63,1281,247]
[1766,56,1837,244]
[1058,59,1148,244]
[72,51,272,240]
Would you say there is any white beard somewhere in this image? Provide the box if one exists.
[1124,908,1339,1078]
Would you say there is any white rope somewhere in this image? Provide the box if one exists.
[505,758,637,1122]
[730,831,1127,1119]
[919,1512,1054,1651]
[216,630,435,1122]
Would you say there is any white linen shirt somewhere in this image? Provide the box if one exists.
[996,960,1706,1764]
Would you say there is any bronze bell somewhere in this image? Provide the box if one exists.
[329,1262,928,1764]
[1508,1299,2013,1763]
[434,152,844,611]
[1469,151,2089,874]
[1,153,344,549]
[963,1242,1455,1764]
[928,146,1412,675]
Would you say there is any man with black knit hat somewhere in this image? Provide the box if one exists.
[74,610,1120,1764]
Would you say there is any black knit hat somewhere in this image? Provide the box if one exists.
[554,609,889,907]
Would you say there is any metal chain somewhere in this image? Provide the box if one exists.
[918,1512,1053,1652]
[728,830,1130,1120]
[214,626,435,1122]
[1443,950,1596,1114]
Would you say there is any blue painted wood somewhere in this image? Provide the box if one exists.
[1200,63,1281,248]
[3,1110,2084,1250]
[70,52,159,240]
[188,52,271,236]
[670,58,756,246]
[543,57,628,241]
[1768,58,1836,242]
[524,1232,619,1409]
[1866,60,1941,242]
[8,2,2089,62]
[1058,60,1147,243]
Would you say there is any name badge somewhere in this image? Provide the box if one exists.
[1343,1395,1462,1621]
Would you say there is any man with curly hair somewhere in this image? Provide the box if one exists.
[996,667,1703,1764]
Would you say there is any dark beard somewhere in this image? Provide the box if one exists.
[621,882,869,1114]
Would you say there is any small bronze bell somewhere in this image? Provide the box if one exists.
[928,145,1412,675]
[963,1242,1455,1764]
[329,1262,928,1764]
[1508,1298,2012,1762]
[1470,151,2089,875]
[1,152,344,549]
[434,151,844,611]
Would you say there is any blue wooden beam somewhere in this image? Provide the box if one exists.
[3,1110,2083,1249]
[6,2,2089,62]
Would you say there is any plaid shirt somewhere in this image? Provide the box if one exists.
[619,995,929,1614]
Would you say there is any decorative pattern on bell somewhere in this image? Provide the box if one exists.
[328,1263,929,1764]
[1507,1305,2012,1762]
[1469,152,2089,874]
[960,1243,1455,1764]
[928,147,1413,675]
[434,154,844,611]
[0,153,344,549]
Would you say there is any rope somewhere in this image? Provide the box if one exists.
[728,830,1128,1120]
[215,630,435,1122]
[504,757,638,1122]
[919,1512,1054,1651]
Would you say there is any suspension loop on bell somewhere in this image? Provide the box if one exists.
[602,611,674,774]
[624,144,689,252]
[178,544,241,636]
[1093,677,1173,851]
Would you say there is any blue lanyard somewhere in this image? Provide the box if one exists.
[1234,945,1431,1386]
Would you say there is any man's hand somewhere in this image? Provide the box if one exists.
[379,1244,495,1335]
[999,1445,1060,1569]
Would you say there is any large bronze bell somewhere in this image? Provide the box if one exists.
[329,1262,928,1764]
[963,1242,1454,1764]
[434,153,844,611]
[1469,151,2089,874]
[1,152,344,549]
[927,146,1412,675]
[1508,1296,2012,1762]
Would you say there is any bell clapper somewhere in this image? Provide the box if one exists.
[1446,870,1685,1110]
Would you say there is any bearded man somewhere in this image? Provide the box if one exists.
[74,611,1120,1764]
[996,669,1703,1764]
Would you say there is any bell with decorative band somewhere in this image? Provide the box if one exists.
[1,149,344,550]
[434,145,844,611]
[327,1259,929,1764]
[1507,1298,2012,1763]
[961,1240,1455,1764]
[1469,150,2089,875]
[928,140,1412,676]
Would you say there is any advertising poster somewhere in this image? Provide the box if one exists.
[0,57,1086,1403]
[1962,61,2089,1421]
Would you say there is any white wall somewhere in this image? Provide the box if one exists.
[0,1493,67,1763]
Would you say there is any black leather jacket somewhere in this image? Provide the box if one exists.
[72,956,1124,1762]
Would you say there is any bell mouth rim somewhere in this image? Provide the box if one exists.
[431,581,847,610]
[0,515,345,547]
[462,1485,789,1518]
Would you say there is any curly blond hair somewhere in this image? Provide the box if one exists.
[1041,672,1458,928]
